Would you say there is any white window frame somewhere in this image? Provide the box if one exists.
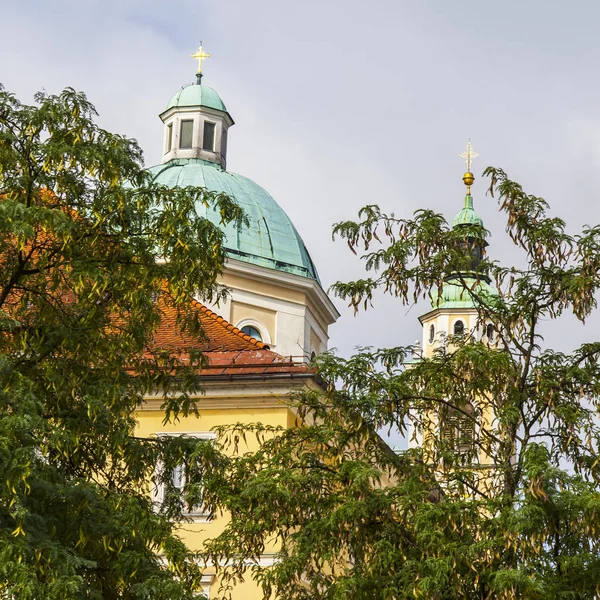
[235,318,271,345]
[202,120,217,152]
[428,323,436,345]
[165,122,173,153]
[153,432,216,522]
[179,119,194,149]
[200,575,214,598]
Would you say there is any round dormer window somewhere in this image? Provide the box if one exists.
[240,325,262,342]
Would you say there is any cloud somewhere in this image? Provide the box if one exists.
[3,0,600,357]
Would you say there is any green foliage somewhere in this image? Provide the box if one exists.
[0,86,246,598]
[203,168,600,598]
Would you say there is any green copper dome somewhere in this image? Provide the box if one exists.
[146,159,320,282]
[166,84,228,114]
[452,194,484,228]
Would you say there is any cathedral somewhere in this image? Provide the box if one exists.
[134,47,339,598]
[135,48,493,598]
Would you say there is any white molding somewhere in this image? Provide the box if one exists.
[201,574,214,599]
[140,392,307,411]
[225,259,340,325]
[139,379,322,411]
[304,308,328,347]
[159,105,234,127]
[418,306,477,325]
[201,554,280,569]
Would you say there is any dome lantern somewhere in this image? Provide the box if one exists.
[159,45,234,169]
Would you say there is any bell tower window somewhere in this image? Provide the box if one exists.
[428,324,435,344]
[453,320,465,336]
[203,121,216,152]
[442,402,476,455]
[180,120,194,149]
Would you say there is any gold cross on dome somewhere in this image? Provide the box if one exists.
[459,140,479,172]
[191,44,211,73]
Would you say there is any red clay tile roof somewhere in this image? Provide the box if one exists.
[152,296,265,352]
[151,296,313,378]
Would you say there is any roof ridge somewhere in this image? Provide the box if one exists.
[189,298,267,350]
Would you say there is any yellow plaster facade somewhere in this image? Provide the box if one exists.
[136,377,321,599]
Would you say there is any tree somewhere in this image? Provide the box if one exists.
[0,86,245,599]
[203,168,600,599]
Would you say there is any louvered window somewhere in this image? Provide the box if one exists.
[442,402,476,455]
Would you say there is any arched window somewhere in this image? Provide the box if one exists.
[486,323,495,342]
[240,325,262,342]
[453,320,465,336]
[428,324,435,343]
[442,402,476,455]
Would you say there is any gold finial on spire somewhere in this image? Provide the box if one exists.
[459,140,478,194]
[191,43,211,75]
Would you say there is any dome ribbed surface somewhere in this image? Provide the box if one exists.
[452,194,484,228]
[146,159,320,282]
[166,84,228,113]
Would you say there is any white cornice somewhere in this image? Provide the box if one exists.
[142,396,290,411]
[140,377,322,411]
[225,259,340,325]
[418,306,478,325]
[159,105,234,127]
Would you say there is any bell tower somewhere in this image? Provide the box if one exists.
[410,143,499,475]
[418,141,496,358]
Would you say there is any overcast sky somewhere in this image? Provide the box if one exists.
[3,0,600,358]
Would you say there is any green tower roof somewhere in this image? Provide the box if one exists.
[432,279,497,310]
[146,159,320,283]
[429,160,493,311]
[166,84,228,114]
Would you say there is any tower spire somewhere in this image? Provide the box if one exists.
[459,139,478,195]
[452,139,484,229]
[191,43,211,84]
